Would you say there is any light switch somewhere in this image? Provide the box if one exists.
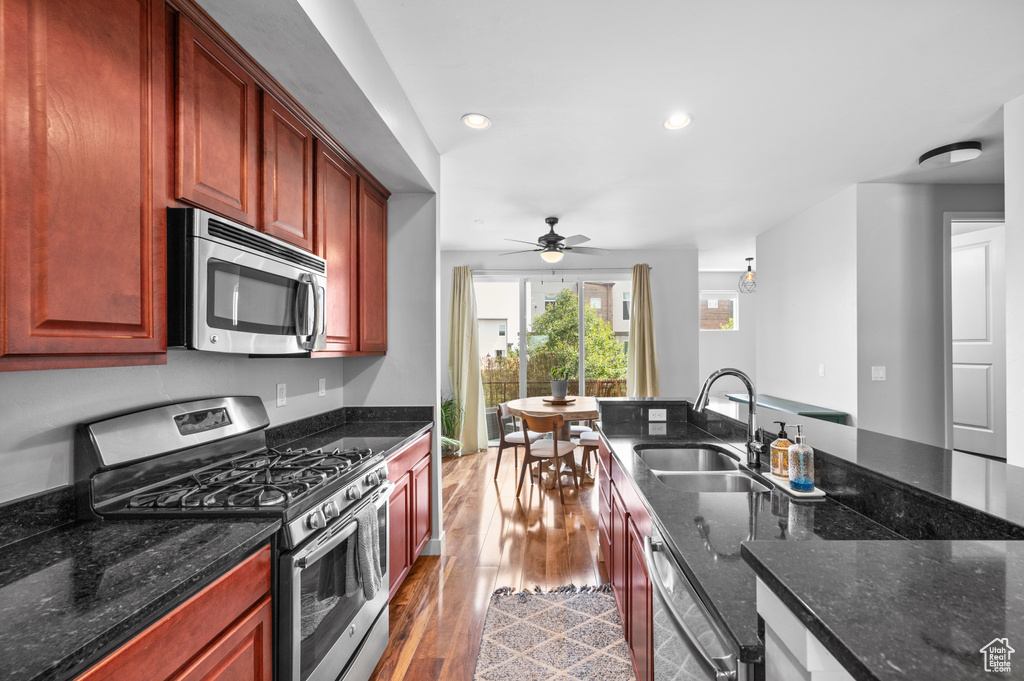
[318,378,326,397]
[818,364,825,377]
[649,408,667,422]
[276,383,286,407]
[871,366,886,382]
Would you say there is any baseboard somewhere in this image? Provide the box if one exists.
[422,531,446,556]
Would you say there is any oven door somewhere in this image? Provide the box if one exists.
[193,236,326,355]
[280,484,393,681]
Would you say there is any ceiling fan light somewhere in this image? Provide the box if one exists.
[540,249,564,263]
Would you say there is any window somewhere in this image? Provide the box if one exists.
[544,293,557,310]
[590,297,602,309]
[700,290,738,330]
[622,292,631,321]
[495,349,503,358]
[498,323,506,336]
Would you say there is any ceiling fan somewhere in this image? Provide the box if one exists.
[501,217,609,263]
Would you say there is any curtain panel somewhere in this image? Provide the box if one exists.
[447,266,489,453]
[626,263,660,396]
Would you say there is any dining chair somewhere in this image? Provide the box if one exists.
[579,429,600,476]
[493,402,544,480]
[518,412,580,505]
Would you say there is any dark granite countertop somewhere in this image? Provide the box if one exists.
[277,420,432,459]
[0,517,279,681]
[741,540,1024,680]
[598,419,900,664]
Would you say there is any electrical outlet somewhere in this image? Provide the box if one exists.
[318,378,326,397]
[276,383,286,407]
[649,422,667,436]
[649,408,667,422]
[818,364,825,377]
[871,366,886,381]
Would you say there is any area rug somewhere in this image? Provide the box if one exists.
[473,585,637,680]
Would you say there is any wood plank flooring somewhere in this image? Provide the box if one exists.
[369,446,607,680]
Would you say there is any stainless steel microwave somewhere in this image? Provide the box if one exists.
[168,208,327,355]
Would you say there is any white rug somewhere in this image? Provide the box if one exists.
[473,586,637,681]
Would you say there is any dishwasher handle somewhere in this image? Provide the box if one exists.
[644,536,738,681]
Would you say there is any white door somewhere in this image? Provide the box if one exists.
[951,224,1005,458]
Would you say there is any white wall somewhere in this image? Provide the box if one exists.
[0,351,344,504]
[1005,96,1024,469]
[856,183,1004,447]
[698,271,757,393]
[440,248,700,399]
[756,187,859,422]
[343,193,438,407]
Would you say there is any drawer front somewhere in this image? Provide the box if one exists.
[387,432,431,481]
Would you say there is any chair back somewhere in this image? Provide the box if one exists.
[496,403,510,440]
[520,411,564,440]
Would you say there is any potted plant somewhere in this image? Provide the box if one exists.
[440,393,465,457]
[550,365,572,399]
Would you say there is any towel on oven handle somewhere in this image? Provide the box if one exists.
[345,501,383,600]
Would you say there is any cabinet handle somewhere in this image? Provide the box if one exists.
[643,536,737,680]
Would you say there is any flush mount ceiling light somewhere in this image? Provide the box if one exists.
[664,112,693,130]
[461,113,491,130]
[738,257,756,293]
[918,141,982,169]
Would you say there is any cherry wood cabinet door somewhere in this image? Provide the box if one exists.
[411,453,431,561]
[261,93,315,252]
[0,0,166,365]
[609,483,629,628]
[388,472,412,601]
[176,15,259,226]
[627,518,653,681]
[172,597,272,681]
[357,178,388,353]
[315,142,359,353]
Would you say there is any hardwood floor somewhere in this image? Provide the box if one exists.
[369,446,608,680]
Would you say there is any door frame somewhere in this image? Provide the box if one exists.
[942,211,1005,450]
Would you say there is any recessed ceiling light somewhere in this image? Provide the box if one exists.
[918,141,982,168]
[664,113,693,130]
[474,219,485,225]
[462,113,491,130]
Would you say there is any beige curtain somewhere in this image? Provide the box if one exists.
[447,266,489,453]
[626,263,660,396]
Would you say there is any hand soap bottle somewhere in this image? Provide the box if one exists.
[788,425,815,493]
[769,421,791,478]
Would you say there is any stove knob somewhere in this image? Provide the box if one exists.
[346,486,362,501]
[365,471,378,485]
[322,500,340,519]
[306,509,326,530]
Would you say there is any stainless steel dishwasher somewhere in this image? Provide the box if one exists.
[645,527,755,680]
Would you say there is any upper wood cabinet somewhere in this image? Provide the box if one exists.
[315,142,360,353]
[0,0,167,370]
[358,179,388,354]
[262,92,315,252]
[175,14,259,226]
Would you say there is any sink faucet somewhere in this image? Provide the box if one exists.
[693,368,766,468]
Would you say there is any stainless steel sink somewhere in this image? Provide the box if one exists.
[653,471,770,493]
[634,446,740,472]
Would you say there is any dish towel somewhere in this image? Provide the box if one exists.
[344,502,383,600]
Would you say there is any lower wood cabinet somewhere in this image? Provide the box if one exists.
[75,545,272,681]
[604,445,654,681]
[387,432,432,600]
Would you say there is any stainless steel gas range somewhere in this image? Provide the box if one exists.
[74,396,392,681]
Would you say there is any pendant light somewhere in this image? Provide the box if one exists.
[738,257,756,293]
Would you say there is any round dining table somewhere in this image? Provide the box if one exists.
[504,396,600,487]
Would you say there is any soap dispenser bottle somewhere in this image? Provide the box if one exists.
[769,421,791,478]
[788,425,815,493]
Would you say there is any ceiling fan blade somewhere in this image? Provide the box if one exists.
[505,238,543,247]
[562,234,590,247]
[563,246,609,255]
[500,248,541,256]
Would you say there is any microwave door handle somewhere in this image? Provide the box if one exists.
[294,273,316,350]
[644,536,737,680]
[309,276,322,350]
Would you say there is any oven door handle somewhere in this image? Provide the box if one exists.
[293,482,395,568]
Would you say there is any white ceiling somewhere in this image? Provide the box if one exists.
[351,0,1024,263]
